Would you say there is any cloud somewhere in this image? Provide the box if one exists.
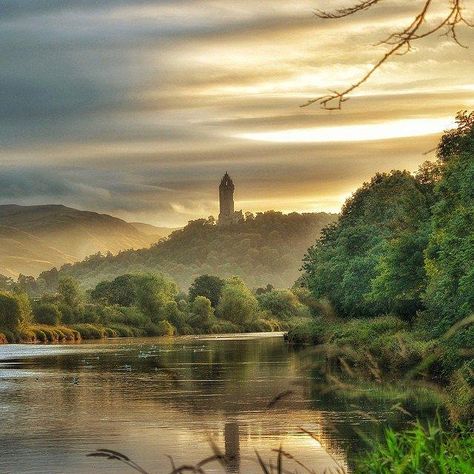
[0,0,472,225]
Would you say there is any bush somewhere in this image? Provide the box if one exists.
[244,318,279,332]
[0,291,32,331]
[446,360,474,423]
[156,320,175,336]
[357,420,474,473]
[257,289,308,320]
[34,303,62,326]
[107,323,144,338]
[71,323,106,339]
[368,331,431,373]
[328,316,407,347]
[210,320,241,334]
[217,277,259,325]
[287,318,326,345]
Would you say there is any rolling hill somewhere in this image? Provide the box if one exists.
[0,205,162,277]
[39,211,337,290]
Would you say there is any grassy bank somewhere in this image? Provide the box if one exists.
[287,315,473,423]
[357,420,474,473]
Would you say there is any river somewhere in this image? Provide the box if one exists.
[0,333,438,473]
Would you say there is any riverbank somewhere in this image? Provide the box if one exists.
[287,315,474,423]
[0,323,289,345]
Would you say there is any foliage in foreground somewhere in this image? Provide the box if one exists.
[357,420,474,474]
[87,420,473,474]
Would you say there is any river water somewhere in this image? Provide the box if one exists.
[0,333,437,473]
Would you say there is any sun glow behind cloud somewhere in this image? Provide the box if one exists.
[0,1,473,225]
[235,117,456,144]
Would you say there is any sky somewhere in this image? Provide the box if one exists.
[1,0,473,226]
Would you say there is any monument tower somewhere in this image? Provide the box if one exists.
[218,172,235,225]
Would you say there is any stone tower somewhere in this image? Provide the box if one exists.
[218,172,235,225]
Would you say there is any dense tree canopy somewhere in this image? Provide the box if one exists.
[302,111,474,332]
[188,275,225,308]
[0,292,32,331]
[217,277,259,325]
[303,170,432,318]
[424,113,474,334]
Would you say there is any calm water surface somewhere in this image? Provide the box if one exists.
[0,333,437,473]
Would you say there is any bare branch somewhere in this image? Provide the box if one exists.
[304,0,473,109]
[315,0,383,19]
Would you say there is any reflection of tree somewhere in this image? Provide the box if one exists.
[303,0,473,109]
[308,371,440,471]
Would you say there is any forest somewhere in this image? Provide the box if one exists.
[22,210,336,290]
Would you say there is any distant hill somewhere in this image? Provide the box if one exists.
[0,205,161,277]
[40,211,337,290]
[130,222,181,239]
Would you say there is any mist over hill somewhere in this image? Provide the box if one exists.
[0,205,162,277]
[39,211,337,290]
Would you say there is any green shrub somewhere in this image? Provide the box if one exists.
[217,277,259,325]
[0,291,32,331]
[287,318,327,345]
[17,326,36,343]
[1,329,17,343]
[435,325,474,379]
[33,303,62,326]
[257,289,308,320]
[368,331,431,373]
[328,316,407,346]
[107,323,144,337]
[243,319,275,332]
[210,320,240,334]
[446,360,474,423]
[71,323,106,339]
[156,320,175,336]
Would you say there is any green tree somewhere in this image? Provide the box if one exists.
[190,296,215,331]
[424,116,474,334]
[188,274,225,307]
[34,303,62,326]
[217,277,259,325]
[0,275,15,292]
[163,300,187,332]
[90,274,137,306]
[135,273,178,322]
[0,292,32,331]
[257,289,305,320]
[437,110,474,162]
[58,277,82,307]
[369,227,430,321]
[303,171,432,318]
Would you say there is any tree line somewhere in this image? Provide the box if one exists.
[0,272,314,343]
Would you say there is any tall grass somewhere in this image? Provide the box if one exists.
[88,419,473,473]
[357,420,474,474]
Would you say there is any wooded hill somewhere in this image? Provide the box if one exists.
[38,211,336,290]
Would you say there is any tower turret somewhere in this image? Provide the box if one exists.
[218,172,235,225]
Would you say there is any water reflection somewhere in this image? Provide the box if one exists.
[0,334,438,473]
[224,421,240,473]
